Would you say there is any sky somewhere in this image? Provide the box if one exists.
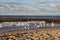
[0,0,60,15]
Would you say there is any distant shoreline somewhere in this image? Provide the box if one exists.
[0,15,60,18]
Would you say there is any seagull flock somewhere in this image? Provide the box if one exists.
[0,21,55,29]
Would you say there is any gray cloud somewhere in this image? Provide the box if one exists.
[0,0,60,15]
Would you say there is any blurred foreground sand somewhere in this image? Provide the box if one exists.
[0,27,60,40]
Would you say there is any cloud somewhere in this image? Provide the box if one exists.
[0,1,60,15]
[49,3,60,12]
[50,4,57,8]
[37,0,45,2]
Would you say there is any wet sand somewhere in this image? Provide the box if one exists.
[0,27,60,40]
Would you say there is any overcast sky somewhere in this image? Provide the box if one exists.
[0,0,60,15]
